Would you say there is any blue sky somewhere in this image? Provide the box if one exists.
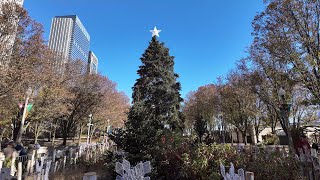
[24,0,264,99]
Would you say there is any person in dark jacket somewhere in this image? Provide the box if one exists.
[15,143,27,156]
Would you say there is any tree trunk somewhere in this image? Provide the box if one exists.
[103,126,106,144]
[236,130,239,144]
[51,124,56,146]
[34,134,38,144]
[12,117,20,142]
[242,132,247,145]
[280,105,294,154]
[89,129,94,144]
[62,122,68,146]
[34,122,39,144]
[63,134,67,146]
[78,125,83,146]
[48,130,51,142]
[13,125,20,142]
[231,130,233,145]
[16,97,30,144]
[255,127,259,144]
[90,126,98,144]
[221,121,225,144]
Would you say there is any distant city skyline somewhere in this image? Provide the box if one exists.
[24,0,265,99]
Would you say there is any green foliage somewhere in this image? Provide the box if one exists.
[103,150,124,178]
[111,36,185,178]
[264,134,279,145]
[193,114,208,143]
[106,133,188,179]
[106,135,306,179]
[178,143,305,180]
[131,36,185,131]
[245,151,304,180]
[180,143,244,179]
[291,127,304,143]
[147,133,187,179]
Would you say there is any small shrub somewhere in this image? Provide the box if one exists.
[180,143,245,179]
[264,134,279,145]
[245,151,305,180]
[103,150,126,178]
[179,143,305,180]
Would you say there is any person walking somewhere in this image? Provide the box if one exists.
[294,135,311,156]
[3,141,18,168]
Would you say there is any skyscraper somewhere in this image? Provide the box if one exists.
[48,15,90,71]
[0,0,24,67]
[88,51,98,74]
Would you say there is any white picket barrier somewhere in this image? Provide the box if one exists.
[220,162,245,180]
[0,142,108,179]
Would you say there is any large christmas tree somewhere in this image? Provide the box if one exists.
[113,35,184,170]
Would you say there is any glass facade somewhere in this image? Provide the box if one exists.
[91,63,97,73]
[48,15,90,73]
[88,51,98,74]
[69,16,90,64]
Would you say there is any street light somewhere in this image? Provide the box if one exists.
[278,87,294,154]
[86,114,93,145]
[102,119,110,144]
[16,87,32,143]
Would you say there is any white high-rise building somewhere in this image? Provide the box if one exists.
[0,0,24,67]
[0,0,24,6]
[0,0,23,6]
[88,51,98,74]
[48,15,90,72]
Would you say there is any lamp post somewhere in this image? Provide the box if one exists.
[16,87,32,144]
[279,87,294,154]
[104,119,110,143]
[86,114,93,145]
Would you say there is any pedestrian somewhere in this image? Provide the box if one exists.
[3,141,18,168]
[15,143,27,156]
[4,141,16,158]
[295,134,311,156]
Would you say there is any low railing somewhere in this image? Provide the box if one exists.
[0,142,110,180]
[16,155,29,163]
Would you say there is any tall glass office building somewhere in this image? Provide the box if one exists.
[48,15,90,72]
